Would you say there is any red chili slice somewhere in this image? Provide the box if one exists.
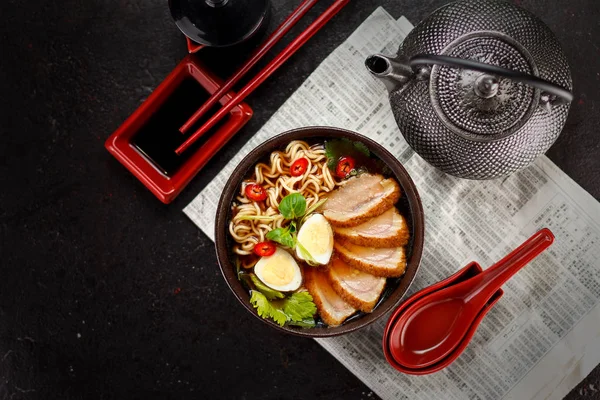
[290,157,309,177]
[336,156,356,178]
[245,183,267,201]
[253,241,276,257]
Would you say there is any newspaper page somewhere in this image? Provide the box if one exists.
[184,8,600,400]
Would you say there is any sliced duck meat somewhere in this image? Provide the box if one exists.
[322,173,401,227]
[326,256,386,313]
[333,207,409,248]
[334,239,406,277]
[304,267,356,326]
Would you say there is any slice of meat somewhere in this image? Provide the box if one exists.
[334,239,406,277]
[327,257,386,312]
[322,173,401,227]
[333,207,409,248]
[304,267,356,327]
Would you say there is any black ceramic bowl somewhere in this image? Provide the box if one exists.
[215,127,425,337]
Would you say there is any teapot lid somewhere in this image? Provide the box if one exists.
[430,32,539,141]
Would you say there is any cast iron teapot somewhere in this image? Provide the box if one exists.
[366,0,573,180]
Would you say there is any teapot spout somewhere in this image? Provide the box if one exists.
[365,54,413,93]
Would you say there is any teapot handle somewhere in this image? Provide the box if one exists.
[409,54,573,103]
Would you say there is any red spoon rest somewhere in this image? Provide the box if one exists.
[383,262,504,375]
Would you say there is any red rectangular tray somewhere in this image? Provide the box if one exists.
[105,55,252,204]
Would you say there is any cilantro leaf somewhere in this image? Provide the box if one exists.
[282,291,317,321]
[249,291,288,326]
[250,291,272,318]
[250,274,284,300]
[271,308,289,326]
[266,227,295,248]
[250,290,317,328]
[278,193,306,219]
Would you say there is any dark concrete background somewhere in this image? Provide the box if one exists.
[1,0,599,399]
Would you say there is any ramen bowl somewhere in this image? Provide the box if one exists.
[215,126,425,337]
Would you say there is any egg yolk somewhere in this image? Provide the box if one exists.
[308,221,331,254]
[261,252,295,286]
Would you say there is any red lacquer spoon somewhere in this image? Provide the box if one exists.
[390,228,554,369]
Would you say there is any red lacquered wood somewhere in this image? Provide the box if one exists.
[388,229,554,369]
[179,0,319,134]
[175,0,350,155]
[186,37,205,54]
[105,55,252,204]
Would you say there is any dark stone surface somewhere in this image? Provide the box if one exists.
[0,0,598,399]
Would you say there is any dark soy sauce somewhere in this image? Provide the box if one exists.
[132,78,226,176]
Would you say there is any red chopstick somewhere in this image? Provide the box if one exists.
[175,0,350,155]
[179,0,319,134]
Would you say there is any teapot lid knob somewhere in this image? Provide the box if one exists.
[473,75,499,99]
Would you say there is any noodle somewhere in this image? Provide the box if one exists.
[229,140,343,262]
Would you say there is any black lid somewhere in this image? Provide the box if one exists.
[169,0,270,48]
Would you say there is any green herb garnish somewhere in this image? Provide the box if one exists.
[295,240,319,266]
[325,140,340,170]
[234,257,242,279]
[288,220,297,233]
[353,141,370,157]
[250,291,289,326]
[287,318,317,328]
[282,291,317,321]
[278,192,306,219]
[238,272,253,291]
[250,274,285,300]
[325,138,371,172]
[266,225,318,266]
[250,290,317,327]
[243,193,324,327]
[266,227,296,248]
[263,193,319,264]
[303,198,328,221]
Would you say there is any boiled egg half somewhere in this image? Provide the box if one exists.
[254,247,302,292]
[296,213,334,265]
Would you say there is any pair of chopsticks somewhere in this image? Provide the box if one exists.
[175,0,350,155]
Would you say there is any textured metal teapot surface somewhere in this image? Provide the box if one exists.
[366,0,572,180]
